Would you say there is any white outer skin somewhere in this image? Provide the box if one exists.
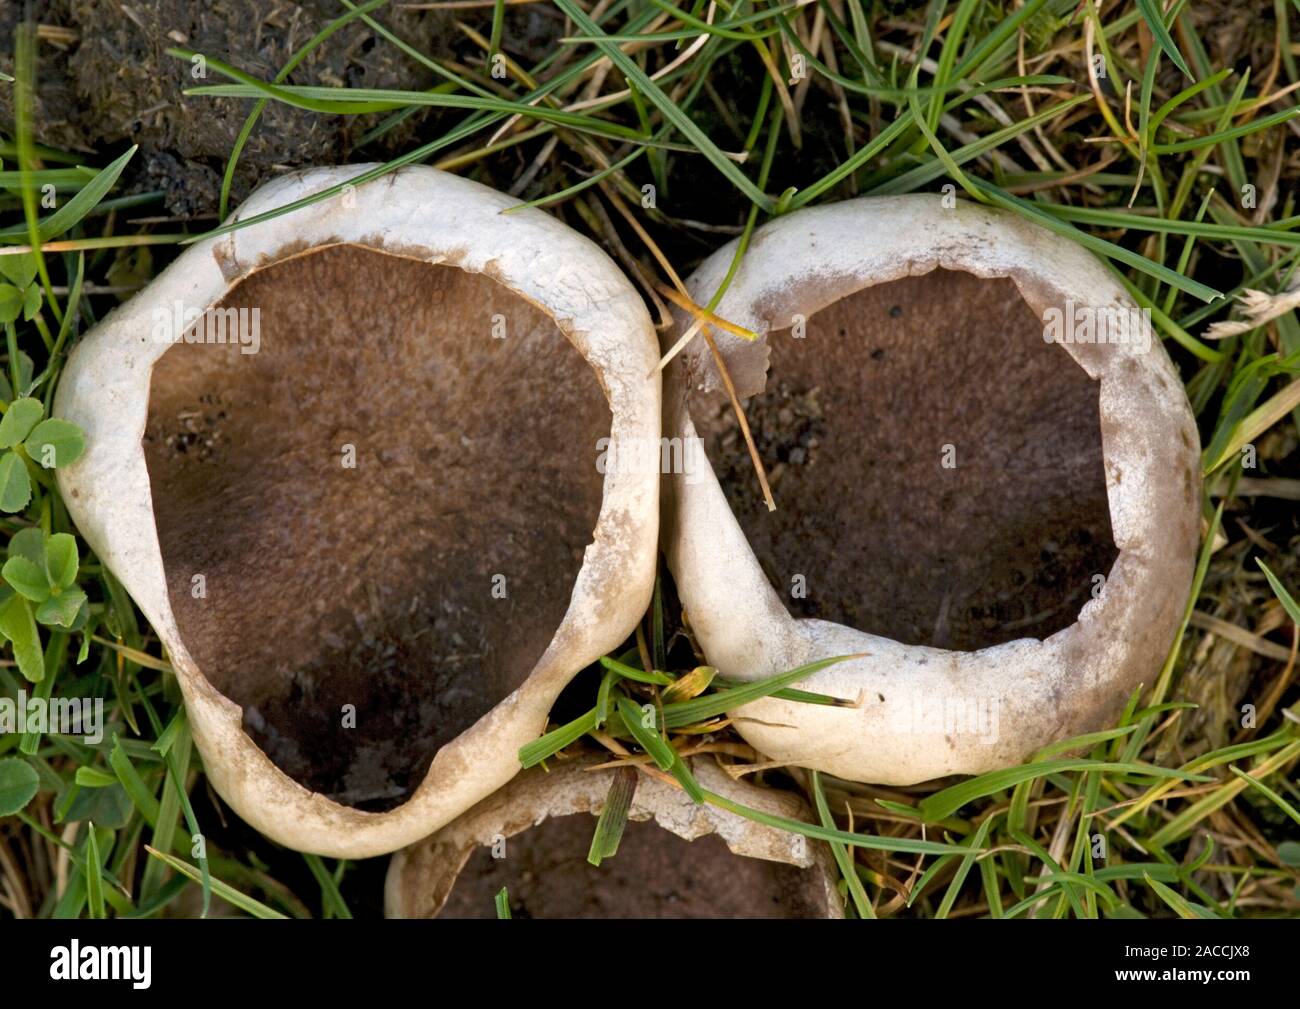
[54,165,661,857]
[384,756,843,918]
[664,196,1202,785]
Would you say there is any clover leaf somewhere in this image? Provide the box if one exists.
[0,452,30,512]
[0,252,42,325]
[0,251,38,290]
[25,418,85,469]
[0,397,44,448]
[0,528,87,685]
[0,396,87,512]
[0,352,35,401]
[0,589,43,682]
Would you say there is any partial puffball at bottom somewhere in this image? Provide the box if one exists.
[385,755,843,918]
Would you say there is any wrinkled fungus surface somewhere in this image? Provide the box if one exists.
[698,269,1118,652]
[144,245,608,810]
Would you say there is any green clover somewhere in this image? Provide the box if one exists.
[0,527,88,682]
[0,251,42,325]
[0,395,85,512]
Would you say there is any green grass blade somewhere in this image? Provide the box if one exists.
[1145,873,1220,918]
[702,787,970,855]
[1228,766,1300,826]
[303,853,353,919]
[519,708,598,768]
[144,846,288,919]
[936,815,993,918]
[811,769,874,918]
[552,0,775,212]
[966,176,1223,302]
[918,759,1209,821]
[1136,0,1193,79]
[587,765,637,866]
[662,653,861,727]
[0,146,136,242]
[1257,559,1300,625]
[84,824,105,919]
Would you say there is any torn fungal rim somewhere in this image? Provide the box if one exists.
[384,755,844,918]
[53,165,661,858]
[663,194,1202,785]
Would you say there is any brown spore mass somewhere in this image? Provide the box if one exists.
[440,814,827,918]
[696,269,1118,651]
[144,245,608,810]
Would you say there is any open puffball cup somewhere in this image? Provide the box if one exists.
[54,165,661,858]
[662,195,1201,786]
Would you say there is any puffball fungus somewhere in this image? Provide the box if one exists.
[385,756,842,918]
[662,195,1201,785]
[55,165,661,857]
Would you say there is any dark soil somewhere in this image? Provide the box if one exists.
[695,270,1120,652]
[0,0,566,217]
[143,245,609,810]
[441,814,828,918]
